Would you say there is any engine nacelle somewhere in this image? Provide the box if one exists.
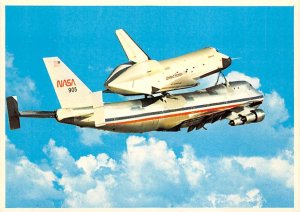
[229,109,265,126]
[229,117,244,126]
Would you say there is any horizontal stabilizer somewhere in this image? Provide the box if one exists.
[116,29,150,63]
[19,111,56,118]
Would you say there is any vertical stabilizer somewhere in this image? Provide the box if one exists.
[115,29,150,63]
[43,57,93,108]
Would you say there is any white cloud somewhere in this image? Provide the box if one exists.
[42,139,79,176]
[6,138,63,207]
[45,136,294,207]
[76,154,98,175]
[43,139,116,207]
[207,189,264,207]
[179,145,206,187]
[235,156,293,189]
[5,52,39,106]
[226,71,261,89]
[76,153,116,175]
[76,127,109,146]
[200,70,261,89]
[7,135,294,207]
[123,136,180,187]
[64,181,111,207]
[262,91,289,125]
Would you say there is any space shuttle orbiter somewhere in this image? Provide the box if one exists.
[104,29,232,96]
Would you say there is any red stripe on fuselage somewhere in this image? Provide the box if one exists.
[105,103,241,126]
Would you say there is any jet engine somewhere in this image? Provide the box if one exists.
[229,109,265,126]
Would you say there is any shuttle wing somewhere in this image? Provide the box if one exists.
[116,29,150,63]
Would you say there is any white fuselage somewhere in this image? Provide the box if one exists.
[105,47,231,95]
[57,81,264,133]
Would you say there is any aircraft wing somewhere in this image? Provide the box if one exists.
[177,103,262,132]
[180,110,231,132]
[115,29,150,63]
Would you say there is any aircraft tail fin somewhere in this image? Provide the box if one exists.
[115,29,150,63]
[43,57,93,108]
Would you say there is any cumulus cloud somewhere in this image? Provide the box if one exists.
[226,71,261,89]
[235,156,293,189]
[254,90,294,152]
[5,52,39,106]
[207,189,264,207]
[179,145,206,187]
[7,134,294,207]
[262,91,289,125]
[76,154,116,176]
[76,128,109,146]
[122,136,180,186]
[42,139,79,176]
[42,139,115,207]
[200,70,261,89]
[6,138,63,207]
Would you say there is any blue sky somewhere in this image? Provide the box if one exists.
[5,6,294,208]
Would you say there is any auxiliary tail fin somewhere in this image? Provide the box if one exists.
[6,96,56,130]
[43,57,93,108]
[6,96,21,130]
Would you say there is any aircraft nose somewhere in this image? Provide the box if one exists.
[222,57,232,69]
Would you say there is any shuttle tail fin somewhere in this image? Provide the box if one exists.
[116,29,150,63]
[43,57,93,108]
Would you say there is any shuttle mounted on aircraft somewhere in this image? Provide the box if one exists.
[104,29,232,96]
[7,57,264,133]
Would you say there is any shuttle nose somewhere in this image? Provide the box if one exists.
[105,81,127,94]
[222,57,232,69]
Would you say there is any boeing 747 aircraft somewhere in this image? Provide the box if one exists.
[7,57,264,133]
